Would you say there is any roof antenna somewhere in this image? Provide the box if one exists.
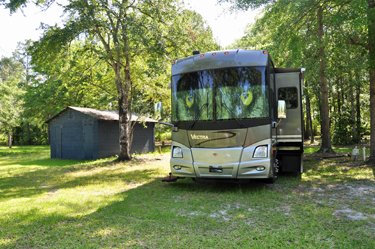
[192,50,200,55]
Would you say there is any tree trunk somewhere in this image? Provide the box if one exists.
[368,0,375,163]
[356,80,361,139]
[350,82,358,142]
[310,108,314,144]
[370,70,375,162]
[305,81,312,141]
[116,61,132,161]
[315,92,322,135]
[95,25,132,161]
[47,123,51,145]
[8,128,12,148]
[337,79,341,114]
[317,6,334,153]
[116,21,133,161]
[305,116,310,140]
[333,82,336,113]
[27,122,31,145]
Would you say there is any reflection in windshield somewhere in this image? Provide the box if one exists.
[172,67,269,122]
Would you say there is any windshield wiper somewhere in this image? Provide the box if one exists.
[218,90,245,128]
[188,102,208,129]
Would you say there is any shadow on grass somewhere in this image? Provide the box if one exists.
[19,158,87,167]
[300,157,375,186]
[0,146,50,158]
[0,153,305,206]
[0,157,157,201]
[2,161,374,248]
[3,153,375,248]
[1,176,295,248]
[162,174,302,195]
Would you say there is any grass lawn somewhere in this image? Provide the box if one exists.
[0,145,374,248]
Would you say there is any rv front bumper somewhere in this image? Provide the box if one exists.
[170,141,273,179]
[170,158,271,179]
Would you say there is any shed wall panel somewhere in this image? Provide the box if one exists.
[91,121,99,159]
[83,121,94,159]
[50,126,62,158]
[131,123,155,154]
[49,109,98,159]
[98,121,120,158]
[61,121,84,159]
[48,108,155,160]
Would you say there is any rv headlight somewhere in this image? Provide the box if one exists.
[173,165,182,170]
[253,146,268,158]
[256,166,266,171]
[172,146,183,158]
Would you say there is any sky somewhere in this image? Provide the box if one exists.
[0,0,261,58]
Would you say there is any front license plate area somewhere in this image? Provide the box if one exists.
[209,166,223,173]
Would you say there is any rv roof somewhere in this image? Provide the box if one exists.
[171,50,269,76]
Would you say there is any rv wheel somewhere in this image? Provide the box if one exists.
[264,177,276,184]
[264,161,278,184]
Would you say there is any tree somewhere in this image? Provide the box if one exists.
[223,0,374,155]
[3,0,183,160]
[13,40,38,145]
[25,40,118,122]
[0,57,25,148]
[2,0,220,157]
[224,0,335,152]
[365,0,375,163]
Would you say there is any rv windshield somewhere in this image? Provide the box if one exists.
[171,67,269,122]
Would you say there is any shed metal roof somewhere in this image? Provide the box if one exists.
[45,106,158,123]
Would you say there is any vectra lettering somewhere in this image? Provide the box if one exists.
[191,134,209,140]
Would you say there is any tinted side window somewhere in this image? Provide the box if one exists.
[278,87,298,109]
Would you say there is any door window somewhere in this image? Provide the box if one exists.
[278,87,298,109]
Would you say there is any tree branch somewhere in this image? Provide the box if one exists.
[347,37,368,49]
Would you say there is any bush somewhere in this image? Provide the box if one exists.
[13,123,49,145]
[332,112,354,145]
[155,123,172,142]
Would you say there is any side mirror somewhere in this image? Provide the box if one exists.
[154,102,176,129]
[154,102,163,120]
[277,100,287,119]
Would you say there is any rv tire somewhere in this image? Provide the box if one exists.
[264,177,276,184]
[264,161,278,184]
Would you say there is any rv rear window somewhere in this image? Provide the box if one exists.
[278,87,298,109]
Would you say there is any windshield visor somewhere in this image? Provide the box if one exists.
[172,67,269,122]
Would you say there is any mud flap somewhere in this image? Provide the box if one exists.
[162,173,184,182]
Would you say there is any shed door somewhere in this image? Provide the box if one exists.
[54,127,62,158]
[83,121,94,159]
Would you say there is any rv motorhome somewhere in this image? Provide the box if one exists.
[157,49,304,183]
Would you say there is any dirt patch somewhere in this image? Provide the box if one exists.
[301,182,375,221]
[333,209,370,220]
[303,153,349,161]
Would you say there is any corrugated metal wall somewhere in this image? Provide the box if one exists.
[97,120,156,157]
[98,120,119,158]
[131,122,155,154]
[49,109,98,159]
[49,109,155,160]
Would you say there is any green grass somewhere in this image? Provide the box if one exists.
[0,145,50,156]
[304,144,371,156]
[0,145,374,248]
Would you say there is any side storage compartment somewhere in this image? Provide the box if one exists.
[280,154,302,172]
[277,142,303,173]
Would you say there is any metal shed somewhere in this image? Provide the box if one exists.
[46,106,157,159]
